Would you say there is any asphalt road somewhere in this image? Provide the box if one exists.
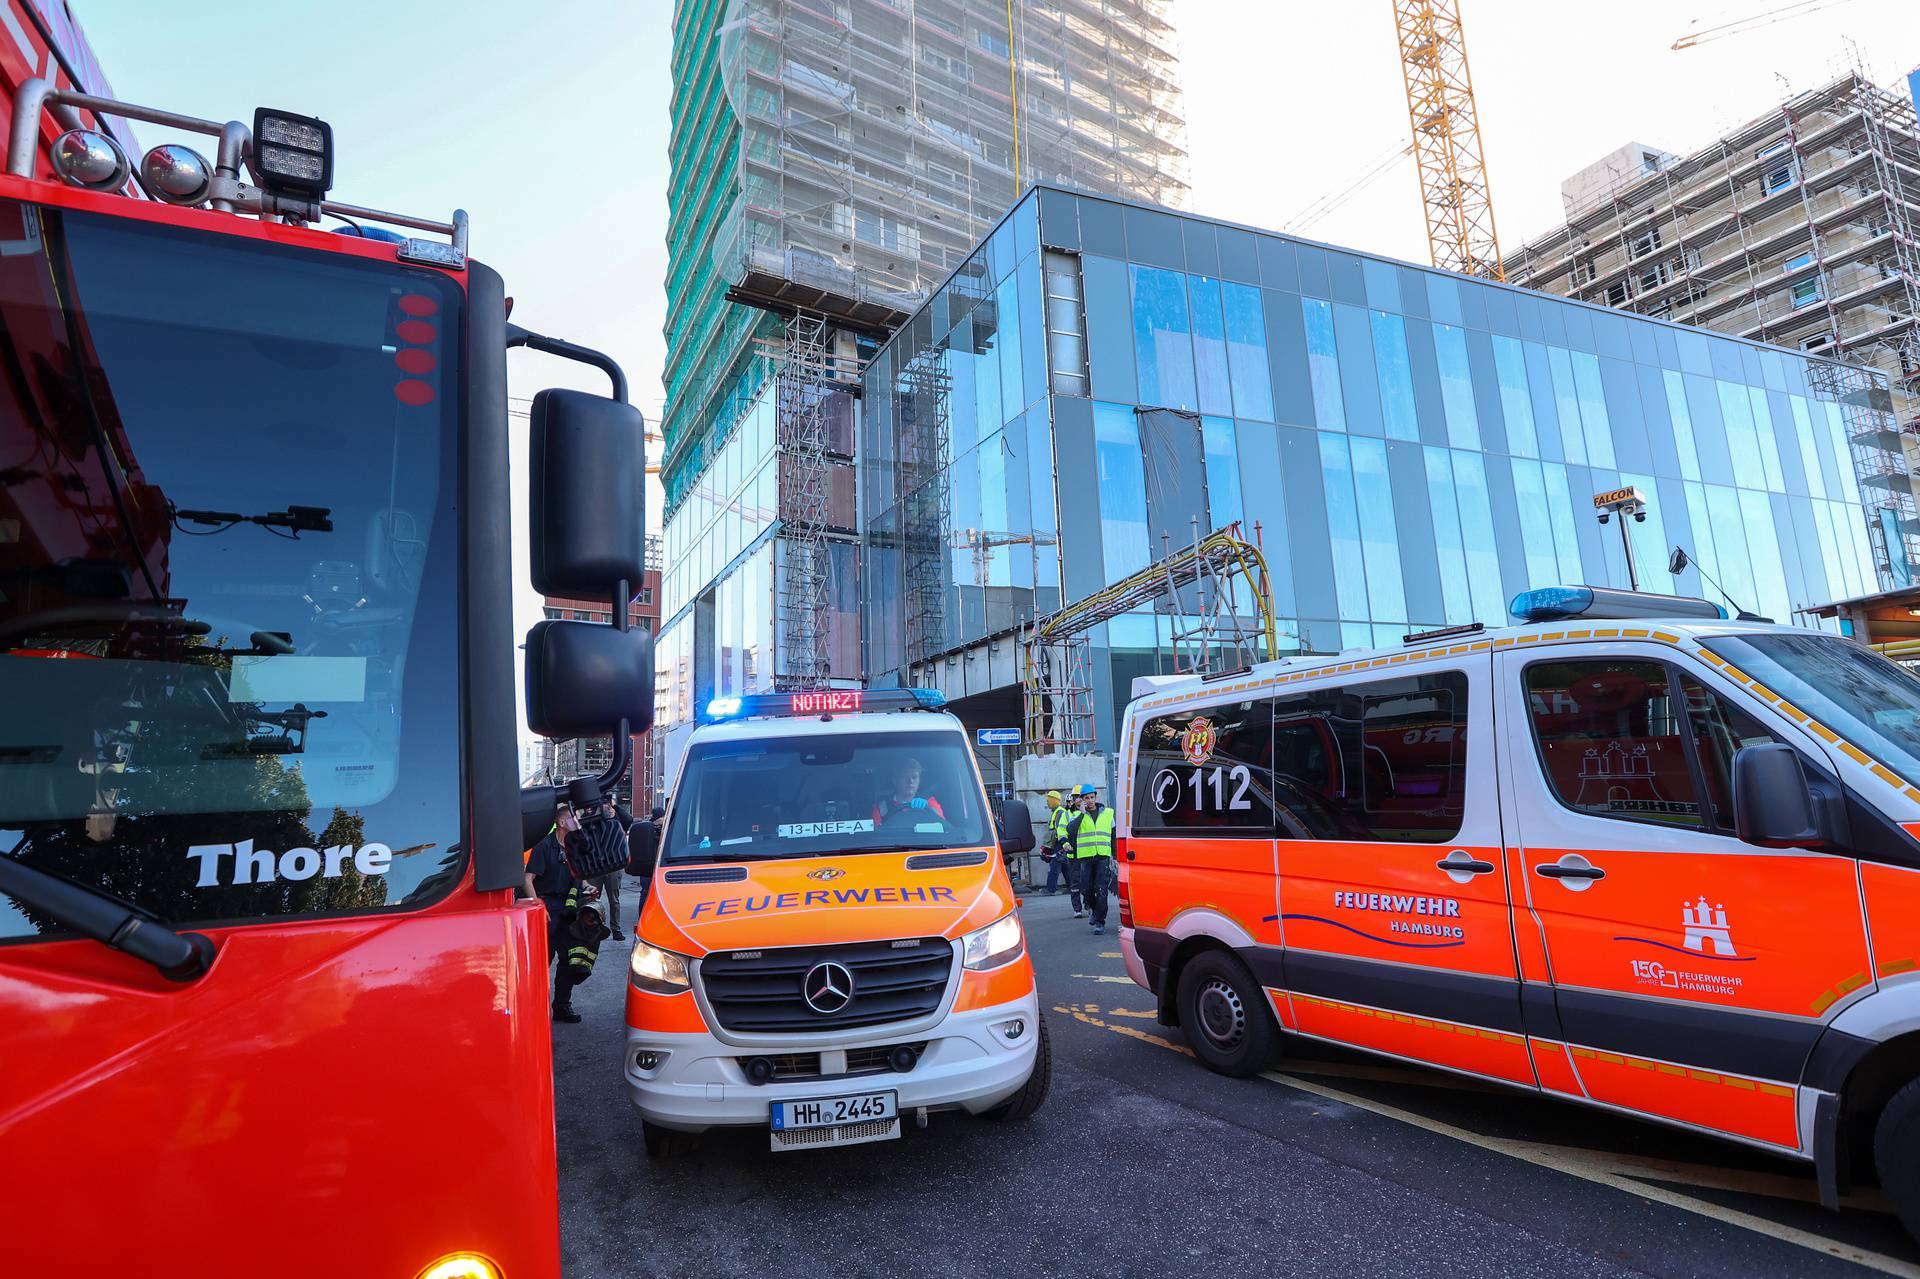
[552,881,1920,1279]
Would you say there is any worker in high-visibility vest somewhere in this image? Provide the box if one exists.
[1067,783,1117,937]
[1041,790,1076,899]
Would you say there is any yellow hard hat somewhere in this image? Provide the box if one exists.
[1045,789,1063,802]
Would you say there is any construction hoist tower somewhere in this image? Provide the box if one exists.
[760,311,843,688]
[899,341,953,664]
[1392,0,1505,280]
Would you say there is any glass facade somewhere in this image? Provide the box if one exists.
[859,185,1915,751]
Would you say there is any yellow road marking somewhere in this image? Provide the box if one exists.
[1065,1006,1920,1276]
[1104,1007,1158,1020]
[1099,952,1122,958]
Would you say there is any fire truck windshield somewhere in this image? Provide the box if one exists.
[0,196,466,939]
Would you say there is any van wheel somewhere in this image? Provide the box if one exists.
[641,1118,699,1158]
[986,1012,1052,1121]
[1177,950,1278,1077]
[1876,1077,1920,1242]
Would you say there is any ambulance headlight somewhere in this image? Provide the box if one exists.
[629,938,691,994]
[961,911,1025,971]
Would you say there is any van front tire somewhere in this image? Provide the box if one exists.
[1177,950,1278,1077]
[986,1012,1052,1120]
[1876,1077,1920,1243]
[641,1118,699,1158]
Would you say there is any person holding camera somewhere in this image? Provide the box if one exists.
[563,778,633,941]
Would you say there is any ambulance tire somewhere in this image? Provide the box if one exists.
[986,1012,1053,1121]
[1177,950,1278,1078]
[1877,1076,1920,1241]
[640,1118,699,1159]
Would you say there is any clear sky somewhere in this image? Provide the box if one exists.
[71,0,1920,756]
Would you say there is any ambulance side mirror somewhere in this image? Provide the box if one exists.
[997,797,1037,855]
[628,820,661,878]
[1732,743,1837,849]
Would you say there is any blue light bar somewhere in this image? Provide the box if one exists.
[909,688,947,709]
[705,696,743,720]
[1510,585,1727,624]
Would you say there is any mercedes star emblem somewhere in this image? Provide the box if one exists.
[802,960,855,1015]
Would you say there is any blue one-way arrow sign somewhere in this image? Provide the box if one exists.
[976,727,1022,747]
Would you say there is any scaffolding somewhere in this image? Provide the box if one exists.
[1021,523,1279,754]
[660,0,1191,508]
[1808,354,1919,580]
[898,339,952,663]
[1504,70,1920,442]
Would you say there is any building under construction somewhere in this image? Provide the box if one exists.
[654,0,1189,777]
[1503,72,1920,583]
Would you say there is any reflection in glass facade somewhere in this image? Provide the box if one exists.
[859,186,1916,751]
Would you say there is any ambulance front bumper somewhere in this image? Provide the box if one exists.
[624,991,1041,1132]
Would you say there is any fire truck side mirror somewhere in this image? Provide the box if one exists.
[528,388,646,596]
[1732,743,1840,849]
[997,797,1037,855]
[525,619,654,740]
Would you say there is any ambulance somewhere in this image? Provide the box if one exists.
[1115,586,1920,1241]
[622,688,1048,1153]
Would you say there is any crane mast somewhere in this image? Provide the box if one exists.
[1392,0,1506,280]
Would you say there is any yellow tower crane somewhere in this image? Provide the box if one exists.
[1392,0,1505,280]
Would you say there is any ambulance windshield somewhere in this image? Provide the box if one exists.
[663,729,989,860]
[1705,633,1920,787]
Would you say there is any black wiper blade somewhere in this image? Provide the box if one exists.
[0,855,213,981]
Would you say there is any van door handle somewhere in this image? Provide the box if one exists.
[1436,849,1496,883]
[1534,854,1607,890]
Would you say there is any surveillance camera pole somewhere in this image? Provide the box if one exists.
[1592,487,1648,591]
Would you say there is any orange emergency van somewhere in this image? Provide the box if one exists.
[622,688,1047,1153]
[1116,586,1920,1241]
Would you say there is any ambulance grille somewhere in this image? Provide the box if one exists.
[904,851,988,870]
[700,938,955,1033]
[662,866,749,884]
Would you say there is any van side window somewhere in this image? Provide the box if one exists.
[1524,660,1705,830]
[1680,675,1780,832]
[1132,698,1275,834]
[1267,673,1468,843]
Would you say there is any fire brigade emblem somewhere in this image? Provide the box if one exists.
[807,867,846,882]
[1179,717,1216,766]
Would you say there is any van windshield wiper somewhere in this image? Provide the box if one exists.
[0,850,214,981]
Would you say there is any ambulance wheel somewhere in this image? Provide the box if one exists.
[1876,1077,1920,1243]
[1177,950,1278,1077]
[640,1119,698,1159]
[986,1012,1053,1121]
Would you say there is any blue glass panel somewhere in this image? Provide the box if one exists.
[1682,482,1722,601]
[1052,398,1105,600]
[1202,416,1244,534]
[1302,297,1346,431]
[1182,219,1219,277]
[1676,328,1713,377]
[1683,374,1734,485]
[996,274,1023,423]
[1451,451,1506,625]
[1771,491,1807,609]
[1571,352,1616,468]
[1484,285,1519,337]
[1130,264,1198,411]
[1547,346,1586,464]
[1433,324,1480,450]
[1821,402,1862,504]
[1716,381,1765,489]
[1636,365,1679,477]
[1600,358,1651,472]
[1619,470,1674,594]
[1785,496,1829,606]
[1746,387,1784,490]
[1426,273,1463,325]
[1279,426,1338,619]
[1257,236,1299,291]
[1510,458,1562,591]
[1739,346,1766,387]
[1026,409,1061,611]
[1082,255,1137,405]
[1125,206,1185,269]
[1223,283,1274,421]
[1762,349,1789,391]
[1538,301,1568,348]
[1542,462,1585,585]
[1524,341,1562,462]
[1092,402,1150,583]
[1561,305,1595,353]
[1766,391,1804,495]
[1483,451,1528,600]
[1628,322,1660,366]
[1295,244,1330,296]
[1591,310,1632,361]
[1327,252,1367,304]
[1363,258,1402,311]
[1458,281,1489,330]
[1371,311,1420,442]
[1398,267,1430,318]
[1404,316,1450,447]
[1266,289,1314,427]
[1791,398,1827,499]
[1020,253,1047,411]
[1492,336,1538,457]
[974,306,1002,443]
[1423,447,1473,625]
[1190,275,1233,416]
[1738,488,1791,621]
[1563,464,1614,583]
[1516,293,1543,342]
[1217,226,1260,284]
[1467,329,1509,456]
[1705,485,1759,610]
[1319,433,1371,621]
[1708,339,1744,382]
[1656,477,1699,595]
[1388,441,1444,625]
[1335,303,1384,437]
[1349,437,1407,624]
[1234,420,1295,615]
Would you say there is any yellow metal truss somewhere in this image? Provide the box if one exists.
[1392,0,1505,280]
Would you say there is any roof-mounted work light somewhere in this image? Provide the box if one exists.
[249,108,332,198]
[50,128,128,191]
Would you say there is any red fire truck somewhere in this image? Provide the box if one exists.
[0,6,652,1275]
